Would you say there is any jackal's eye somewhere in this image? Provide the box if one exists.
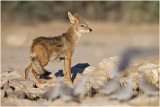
[81,25,85,27]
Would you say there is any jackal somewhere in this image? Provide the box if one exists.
[25,12,92,83]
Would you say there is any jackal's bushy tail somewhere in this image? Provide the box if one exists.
[31,57,45,75]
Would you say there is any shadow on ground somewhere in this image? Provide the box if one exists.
[55,63,90,82]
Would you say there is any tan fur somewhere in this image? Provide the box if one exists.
[74,14,81,20]
[25,12,92,83]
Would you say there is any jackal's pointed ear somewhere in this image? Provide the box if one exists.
[68,11,77,24]
[74,14,81,20]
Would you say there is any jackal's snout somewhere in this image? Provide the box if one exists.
[89,28,92,32]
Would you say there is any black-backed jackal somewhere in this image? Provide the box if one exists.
[25,12,92,83]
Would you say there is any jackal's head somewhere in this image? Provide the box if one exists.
[68,12,92,33]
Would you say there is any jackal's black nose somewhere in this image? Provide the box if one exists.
[89,29,92,32]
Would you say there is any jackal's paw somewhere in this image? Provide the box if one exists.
[25,76,30,80]
[38,79,46,84]
[68,78,73,83]
[64,74,68,80]
[68,79,74,87]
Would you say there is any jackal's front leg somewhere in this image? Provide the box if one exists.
[66,55,72,83]
[60,57,67,80]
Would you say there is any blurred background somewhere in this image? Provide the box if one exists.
[2,1,159,23]
[1,1,159,75]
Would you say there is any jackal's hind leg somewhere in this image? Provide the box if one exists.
[25,63,32,80]
[32,70,46,84]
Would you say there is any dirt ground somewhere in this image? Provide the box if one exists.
[1,21,159,72]
[1,20,159,106]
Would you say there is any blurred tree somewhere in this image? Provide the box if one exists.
[1,1,159,24]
